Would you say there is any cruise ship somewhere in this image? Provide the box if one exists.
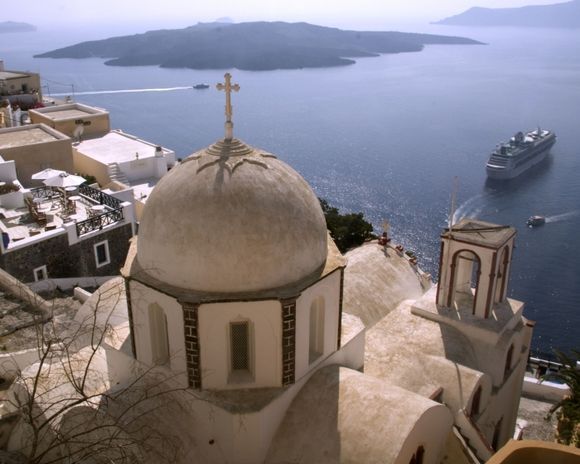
[486,128,556,179]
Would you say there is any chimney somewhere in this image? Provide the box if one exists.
[0,60,4,72]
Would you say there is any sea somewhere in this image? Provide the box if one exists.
[1,23,579,356]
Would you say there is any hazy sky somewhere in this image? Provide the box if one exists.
[18,0,565,29]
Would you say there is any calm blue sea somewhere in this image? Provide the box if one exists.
[2,24,579,355]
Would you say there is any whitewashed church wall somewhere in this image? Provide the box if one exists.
[468,324,524,388]
[425,357,489,413]
[182,392,237,463]
[198,300,281,390]
[102,342,139,387]
[323,328,365,372]
[476,325,532,449]
[394,404,453,464]
[128,281,188,386]
[180,375,305,464]
[294,270,341,381]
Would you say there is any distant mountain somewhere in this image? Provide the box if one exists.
[215,17,235,24]
[435,0,580,28]
[0,21,36,33]
[34,21,482,71]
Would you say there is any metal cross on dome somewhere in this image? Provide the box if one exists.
[216,73,240,141]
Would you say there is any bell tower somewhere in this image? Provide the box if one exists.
[436,219,516,318]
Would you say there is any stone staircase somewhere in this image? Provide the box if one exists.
[107,163,129,186]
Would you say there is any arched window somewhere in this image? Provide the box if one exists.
[470,386,482,417]
[309,297,325,364]
[504,344,514,381]
[409,445,425,464]
[148,303,170,366]
[495,246,510,303]
[448,250,481,314]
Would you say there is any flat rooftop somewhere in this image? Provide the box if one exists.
[40,109,93,120]
[31,103,108,121]
[75,130,172,164]
[0,125,66,148]
[0,71,29,80]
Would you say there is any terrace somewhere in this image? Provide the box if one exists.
[0,184,127,251]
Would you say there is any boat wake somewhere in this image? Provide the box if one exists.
[545,210,580,223]
[51,86,194,97]
[452,192,498,224]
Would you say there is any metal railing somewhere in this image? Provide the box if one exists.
[31,184,125,236]
[30,186,59,199]
[76,208,124,236]
[78,184,122,209]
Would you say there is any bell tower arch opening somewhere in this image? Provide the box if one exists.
[436,219,516,319]
[448,250,481,314]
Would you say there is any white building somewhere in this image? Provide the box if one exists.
[0,153,135,284]
[73,130,175,219]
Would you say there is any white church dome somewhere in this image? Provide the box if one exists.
[136,138,328,293]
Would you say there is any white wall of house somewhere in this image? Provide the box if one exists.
[0,158,23,209]
[72,150,110,187]
[0,157,17,181]
[118,156,167,182]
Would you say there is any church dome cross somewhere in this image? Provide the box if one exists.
[216,72,240,141]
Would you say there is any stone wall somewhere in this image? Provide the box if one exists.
[0,223,132,283]
[281,298,296,386]
[182,302,201,389]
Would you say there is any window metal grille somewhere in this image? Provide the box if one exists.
[230,321,249,371]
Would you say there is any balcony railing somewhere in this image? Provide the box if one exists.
[78,184,122,209]
[31,184,125,237]
[76,208,124,236]
[30,186,59,199]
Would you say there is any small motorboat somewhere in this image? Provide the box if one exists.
[193,83,210,89]
[527,215,546,227]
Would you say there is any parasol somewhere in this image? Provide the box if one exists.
[31,168,66,180]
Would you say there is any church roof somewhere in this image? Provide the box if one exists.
[364,299,485,411]
[265,365,453,464]
[340,243,486,411]
[342,242,425,328]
